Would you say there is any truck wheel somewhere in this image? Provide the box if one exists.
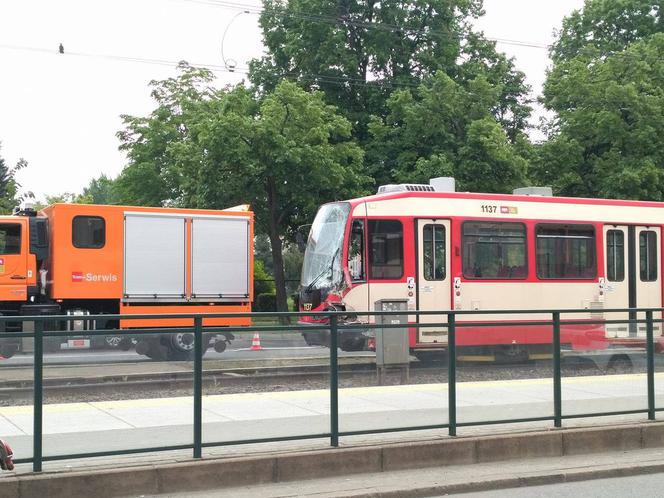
[213,340,227,353]
[167,332,195,361]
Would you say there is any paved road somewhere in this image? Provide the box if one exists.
[457,473,664,497]
[139,451,664,498]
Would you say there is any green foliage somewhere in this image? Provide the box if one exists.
[254,292,277,312]
[36,174,121,208]
[550,0,663,62]
[0,143,32,214]
[115,63,216,207]
[369,71,530,193]
[254,260,276,295]
[80,174,121,205]
[251,0,531,181]
[539,4,664,200]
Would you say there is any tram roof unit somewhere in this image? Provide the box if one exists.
[344,177,664,225]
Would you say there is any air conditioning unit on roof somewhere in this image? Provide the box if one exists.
[377,177,457,194]
[377,184,436,194]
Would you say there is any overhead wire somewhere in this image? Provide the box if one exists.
[181,0,552,50]
[0,43,251,75]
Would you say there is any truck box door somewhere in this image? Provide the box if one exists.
[0,220,28,301]
[124,213,187,299]
[191,216,250,298]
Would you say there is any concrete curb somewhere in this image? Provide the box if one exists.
[340,461,664,498]
[3,421,664,498]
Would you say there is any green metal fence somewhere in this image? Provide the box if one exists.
[1,307,662,472]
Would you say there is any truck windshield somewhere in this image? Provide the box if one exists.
[301,203,350,291]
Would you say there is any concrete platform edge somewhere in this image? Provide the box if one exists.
[4,421,664,498]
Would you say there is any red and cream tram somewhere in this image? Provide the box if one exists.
[298,178,664,360]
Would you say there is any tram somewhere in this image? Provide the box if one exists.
[298,178,664,360]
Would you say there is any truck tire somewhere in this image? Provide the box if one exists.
[166,332,195,361]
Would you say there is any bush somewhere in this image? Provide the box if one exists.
[254,292,277,312]
[254,260,276,295]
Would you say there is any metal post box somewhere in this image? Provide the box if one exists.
[375,299,409,366]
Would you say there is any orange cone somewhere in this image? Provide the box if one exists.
[250,333,263,351]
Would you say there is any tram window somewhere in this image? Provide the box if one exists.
[640,231,657,282]
[462,222,527,279]
[536,224,596,279]
[348,220,365,281]
[606,230,625,282]
[423,224,446,280]
[0,224,21,255]
[368,220,403,279]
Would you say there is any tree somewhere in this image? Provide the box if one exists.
[117,67,368,311]
[550,0,663,63]
[538,0,664,200]
[368,71,530,193]
[80,174,120,205]
[116,63,216,207]
[251,0,531,184]
[0,143,31,214]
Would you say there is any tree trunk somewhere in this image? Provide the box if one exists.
[266,177,289,314]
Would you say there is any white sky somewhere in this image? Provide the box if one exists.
[0,0,583,201]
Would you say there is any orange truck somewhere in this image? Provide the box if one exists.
[0,203,253,360]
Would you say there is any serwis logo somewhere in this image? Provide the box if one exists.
[72,272,118,283]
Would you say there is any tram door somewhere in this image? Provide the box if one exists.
[603,225,661,337]
[416,220,451,344]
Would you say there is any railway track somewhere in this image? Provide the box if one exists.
[0,362,377,401]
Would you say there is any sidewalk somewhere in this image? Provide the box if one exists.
[142,446,664,498]
[2,372,662,462]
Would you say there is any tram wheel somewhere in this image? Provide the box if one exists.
[606,354,633,374]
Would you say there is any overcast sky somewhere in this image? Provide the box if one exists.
[0,0,584,201]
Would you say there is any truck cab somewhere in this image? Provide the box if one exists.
[0,206,48,357]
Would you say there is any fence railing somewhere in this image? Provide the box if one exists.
[1,307,663,472]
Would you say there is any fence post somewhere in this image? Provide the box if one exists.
[553,312,562,428]
[448,312,457,437]
[330,314,339,447]
[33,319,44,472]
[193,316,203,458]
[646,310,655,421]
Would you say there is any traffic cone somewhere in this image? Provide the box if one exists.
[250,333,263,351]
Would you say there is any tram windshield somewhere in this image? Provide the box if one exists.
[301,202,350,291]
